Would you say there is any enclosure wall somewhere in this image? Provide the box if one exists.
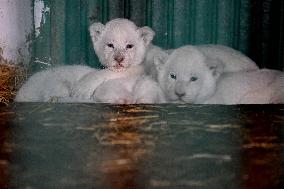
[32,0,284,71]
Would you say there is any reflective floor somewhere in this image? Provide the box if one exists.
[0,103,283,189]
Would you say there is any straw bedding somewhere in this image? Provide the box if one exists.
[0,48,27,105]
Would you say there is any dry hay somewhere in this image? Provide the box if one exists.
[0,48,27,105]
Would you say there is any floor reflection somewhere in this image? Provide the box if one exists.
[1,104,284,188]
[0,106,14,188]
[241,110,283,189]
[88,106,159,189]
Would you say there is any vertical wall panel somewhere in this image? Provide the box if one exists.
[267,0,284,70]
[65,0,81,65]
[260,0,271,68]
[151,0,168,48]
[172,0,191,48]
[79,0,88,66]
[238,0,251,53]
[188,0,196,44]
[194,0,216,44]
[216,0,236,46]
[210,0,218,44]
[249,0,280,69]
[31,0,284,71]
[32,0,51,71]
[86,0,102,68]
[145,0,153,27]
[232,0,241,49]
[280,2,284,70]
[129,0,147,26]
[108,0,124,20]
[49,0,66,66]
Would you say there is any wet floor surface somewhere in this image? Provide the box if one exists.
[0,103,283,189]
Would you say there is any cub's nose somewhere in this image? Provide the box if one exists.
[175,91,186,98]
[114,55,124,63]
[175,81,186,98]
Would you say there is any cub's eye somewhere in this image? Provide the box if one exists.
[107,43,114,48]
[190,76,198,82]
[170,73,177,80]
[126,44,134,49]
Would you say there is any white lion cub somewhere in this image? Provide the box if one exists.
[155,46,222,103]
[155,45,284,104]
[72,18,165,103]
[15,65,96,102]
[144,44,258,80]
[16,19,165,103]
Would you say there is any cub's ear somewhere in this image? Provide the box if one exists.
[154,51,169,72]
[138,26,155,46]
[207,57,224,79]
[89,22,105,44]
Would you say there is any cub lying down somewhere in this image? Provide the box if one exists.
[71,18,165,103]
[72,65,166,103]
[155,45,284,104]
[82,23,169,103]
[144,44,258,80]
[15,65,96,102]
[16,18,165,103]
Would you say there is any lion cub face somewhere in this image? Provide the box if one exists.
[89,18,154,72]
[155,46,223,103]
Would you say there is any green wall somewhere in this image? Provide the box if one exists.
[32,0,284,71]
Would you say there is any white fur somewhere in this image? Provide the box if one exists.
[145,44,258,80]
[196,44,258,72]
[132,76,166,103]
[72,65,166,104]
[73,18,165,104]
[15,19,162,104]
[155,45,284,104]
[92,75,166,104]
[205,69,284,104]
[71,64,143,100]
[92,79,134,104]
[15,65,97,102]
[143,44,165,80]
[89,18,154,72]
[155,46,221,103]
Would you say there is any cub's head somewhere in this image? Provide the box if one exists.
[89,18,154,72]
[155,46,223,103]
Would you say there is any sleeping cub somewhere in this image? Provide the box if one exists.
[15,65,96,102]
[16,18,165,103]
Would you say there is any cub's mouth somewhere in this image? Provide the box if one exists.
[114,63,125,69]
[108,64,128,72]
[171,95,188,103]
